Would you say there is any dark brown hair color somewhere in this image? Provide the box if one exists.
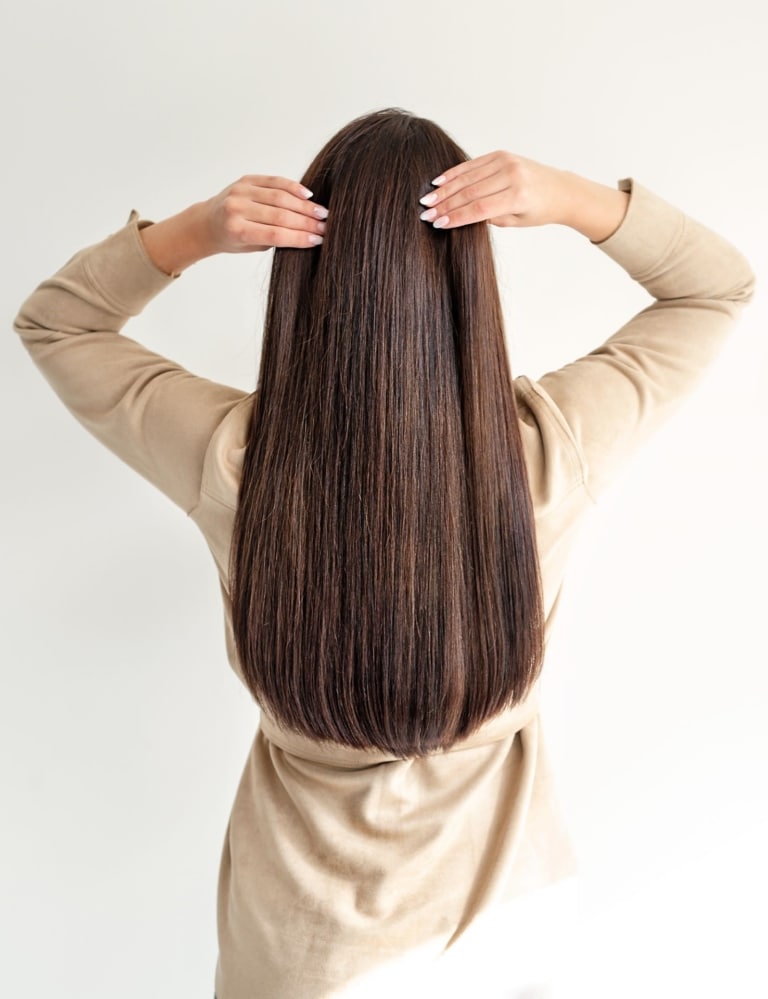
[230,108,544,758]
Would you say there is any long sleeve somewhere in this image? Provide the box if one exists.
[13,182,757,518]
[13,212,248,514]
[533,178,756,502]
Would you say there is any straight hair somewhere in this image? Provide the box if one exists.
[230,108,544,758]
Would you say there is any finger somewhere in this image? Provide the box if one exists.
[240,221,323,249]
[231,198,327,237]
[241,174,316,202]
[243,176,328,219]
[420,173,511,225]
[419,161,503,214]
[427,190,519,230]
[247,183,329,221]
[430,151,501,188]
[432,150,500,187]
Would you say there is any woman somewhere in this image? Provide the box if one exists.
[14,108,755,998]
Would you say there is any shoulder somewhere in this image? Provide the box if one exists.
[191,382,590,516]
[514,375,590,514]
[195,393,255,514]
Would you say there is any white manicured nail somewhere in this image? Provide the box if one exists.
[432,215,449,229]
[431,175,447,185]
[313,206,329,219]
[419,191,438,207]
[420,208,437,222]
[308,234,323,245]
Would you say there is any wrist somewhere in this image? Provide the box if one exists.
[139,200,216,276]
[558,170,630,243]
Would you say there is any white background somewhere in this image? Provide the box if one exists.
[1,2,766,996]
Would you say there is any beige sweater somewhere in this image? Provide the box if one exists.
[14,179,756,998]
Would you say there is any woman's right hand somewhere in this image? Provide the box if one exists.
[203,175,329,254]
[140,175,329,277]
[419,151,630,242]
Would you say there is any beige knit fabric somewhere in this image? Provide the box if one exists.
[14,179,755,998]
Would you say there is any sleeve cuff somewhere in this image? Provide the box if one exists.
[80,211,179,317]
[590,178,687,279]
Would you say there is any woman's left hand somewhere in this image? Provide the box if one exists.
[418,151,629,242]
[418,151,569,231]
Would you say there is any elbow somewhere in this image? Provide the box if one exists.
[12,308,35,342]
[12,307,47,345]
[727,250,757,307]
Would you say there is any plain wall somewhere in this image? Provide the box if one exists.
[1,1,766,996]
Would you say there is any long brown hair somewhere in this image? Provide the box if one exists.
[230,108,544,758]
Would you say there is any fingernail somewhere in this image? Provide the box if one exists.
[313,206,329,220]
[308,234,323,245]
[432,216,449,229]
[301,186,314,199]
[419,191,438,207]
[432,175,447,186]
[317,221,327,234]
[420,208,438,222]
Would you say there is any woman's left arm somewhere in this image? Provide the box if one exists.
[423,154,756,503]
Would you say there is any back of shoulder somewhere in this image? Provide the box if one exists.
[515,375,589,515]
[196,394,256,514]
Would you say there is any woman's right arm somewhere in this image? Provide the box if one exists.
[139,174,327,276]
[12,176,329,514]
[421,155,757,500]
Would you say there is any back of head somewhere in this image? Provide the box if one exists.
[231,108,544,758]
